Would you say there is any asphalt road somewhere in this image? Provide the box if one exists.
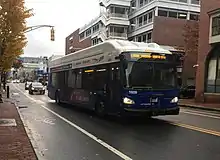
[10,83,220,160]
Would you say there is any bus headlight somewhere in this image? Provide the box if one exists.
[123,97,135,105]
[171,97,178,103]
[32,87,35,90]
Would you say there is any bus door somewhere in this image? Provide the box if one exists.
[108,65,121,112]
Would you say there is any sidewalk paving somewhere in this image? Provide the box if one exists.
[0,99,37,159]
[179,99,220,112]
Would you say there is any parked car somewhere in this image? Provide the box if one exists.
[25,81,32,90]
[28,82,45,95]
[179,85,195,98]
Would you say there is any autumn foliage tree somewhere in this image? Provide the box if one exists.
[0,0,32,92]
[0,0,33,72]
[12,58,23,69]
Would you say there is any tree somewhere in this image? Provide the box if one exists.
[0,0,33,71]
[12,58,23,69]
[0,0,32,95]
[182,21,199,86]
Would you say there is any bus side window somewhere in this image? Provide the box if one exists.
[95,66,108,91]
[82,69,95,90]
[68,70,76,88]
[76,70,82,89]
[51,73,57,87]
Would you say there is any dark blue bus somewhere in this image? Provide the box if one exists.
[48,40,179,117]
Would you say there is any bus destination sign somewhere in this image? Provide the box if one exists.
[131,54,166,60]
[51,63,72,72]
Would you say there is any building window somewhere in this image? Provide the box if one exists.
[135,31,152,43]
[140,0,143,7]
[143,34,146,42]
[177,12,187,19]
[92,38,100,46]
[69,36,73,40]
[86,29,91,37]
[147,32,152,42]
[179,0,187,3]
[131,0,136,7]
[92,24,100,33]
[138,16,143,27]
[128,37,134,41]
[158,10,168,17]
[212,16,220,36]
[191,0,200,5]
[170,0,187,3]
[206,46,220,93]
[169,11,178,18]
[143,14,148,25]
[158,8,188,20]
[190,13,199,21]
[148,11,153,22]
[79,32,84,39]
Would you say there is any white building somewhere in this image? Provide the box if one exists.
[67,0,200,50]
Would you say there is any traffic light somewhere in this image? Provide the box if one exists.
[50,27,55,41]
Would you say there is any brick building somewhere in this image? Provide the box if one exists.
[195,0,220,103]
[65,0,200,86]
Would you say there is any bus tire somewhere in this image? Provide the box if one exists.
[95,100,105,117]
[55,92,61,104]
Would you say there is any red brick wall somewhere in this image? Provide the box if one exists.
[195,0,220,102]
[152,16,198,46]
[65,29,92,55]
[152,16,199,86]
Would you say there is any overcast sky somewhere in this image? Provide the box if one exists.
[23,0,100,57]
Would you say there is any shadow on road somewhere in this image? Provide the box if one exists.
[47,102,175,129]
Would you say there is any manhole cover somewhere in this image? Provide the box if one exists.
[0,119,17,126]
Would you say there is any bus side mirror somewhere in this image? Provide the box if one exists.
[115,56,120,60]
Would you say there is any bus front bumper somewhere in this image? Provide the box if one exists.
[121,106,180,117]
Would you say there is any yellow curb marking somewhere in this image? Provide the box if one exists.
[169,122,220,137]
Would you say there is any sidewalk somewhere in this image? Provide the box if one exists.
[179,99,220,112]
[0,98,37,159]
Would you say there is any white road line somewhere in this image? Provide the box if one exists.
[12,84,133,160]
[181,110,220,120]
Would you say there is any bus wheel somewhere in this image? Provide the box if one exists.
[95,101,105,117]
[55,92,61,104]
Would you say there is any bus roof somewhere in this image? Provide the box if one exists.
[49,39,172,70]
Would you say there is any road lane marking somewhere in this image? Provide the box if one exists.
[181,109,220,117]
[40,104,132,160]
[181,110,220,120]
[12,84,133,160]
[169,122,220,137]
[13,84,220,144]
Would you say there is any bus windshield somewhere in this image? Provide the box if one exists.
[125,60,176,90]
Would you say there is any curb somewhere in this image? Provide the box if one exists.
[179,103,220,112]
[12,100,40,160]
